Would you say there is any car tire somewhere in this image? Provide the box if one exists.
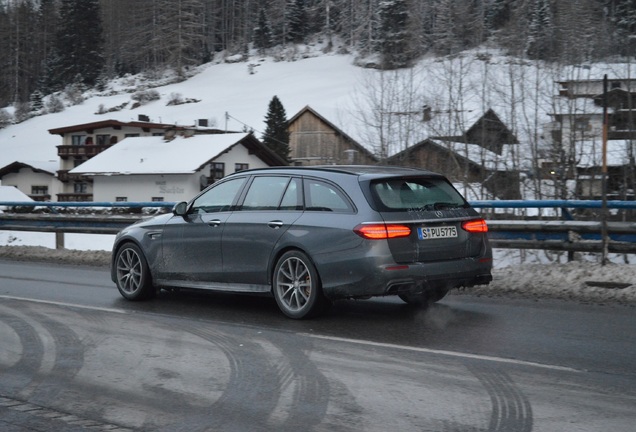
[273,250,328,319]
[114,242,155,301]
[399,287,449,306]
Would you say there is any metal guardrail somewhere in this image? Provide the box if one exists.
[0,201,175,209]
[486,220,636,253]
[0,200,635,253]
[0,202,174,248]
[471,199,636,209]
[471,199,636,253]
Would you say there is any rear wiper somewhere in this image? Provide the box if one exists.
[433,202,462,210]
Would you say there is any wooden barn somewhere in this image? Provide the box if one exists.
[288,106,377,166]
[387,109,521,199]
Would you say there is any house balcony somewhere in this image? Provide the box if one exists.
[57,170,93,183]
[29,194,52,202]
[57,193,93,202]
[57,144,112,159]
[607,129,636,140]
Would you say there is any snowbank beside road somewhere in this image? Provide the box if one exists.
[0,242,634,306]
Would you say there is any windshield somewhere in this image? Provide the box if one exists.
[370,177,467,212]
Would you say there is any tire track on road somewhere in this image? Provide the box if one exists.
[166,322,281,432]
[467,363,533,432]
[0,305,44,395]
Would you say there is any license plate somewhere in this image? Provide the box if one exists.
[417,226,458,240]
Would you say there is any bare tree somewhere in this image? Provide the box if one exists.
[351,67,428,161]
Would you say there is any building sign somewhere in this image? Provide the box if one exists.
[156,180,185,195]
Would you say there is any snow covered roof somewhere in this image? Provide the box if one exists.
[548,96,605,116]
[0,185,33,203]
[575,139,632,168]
[48,119,176,135]
[69,133,278,175]
[0,160,58,177]
[431,140,519,171]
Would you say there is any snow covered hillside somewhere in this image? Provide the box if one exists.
[2,48,635,172]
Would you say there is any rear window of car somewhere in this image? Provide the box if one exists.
[370,177,467,212]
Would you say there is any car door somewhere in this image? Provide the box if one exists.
[221,176,303,286]
[158,176,247,283]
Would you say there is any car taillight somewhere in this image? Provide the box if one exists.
[462,219,488,233]
[354,223,411,239]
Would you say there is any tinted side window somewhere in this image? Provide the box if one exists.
[279,178,303,210]
[371,178,467,211]
[191,177,246,213]
[304,179,354,213]
[241,176,290,210]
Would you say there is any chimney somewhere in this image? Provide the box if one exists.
[422,105,432,122]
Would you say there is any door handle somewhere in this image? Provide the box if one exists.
[268,220,284,229]
[208,219,222,227]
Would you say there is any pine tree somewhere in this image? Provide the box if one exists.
[377,0,412,69]
[526,0,554,60]
[287,0,308,43]
[262,96,290,162]
[0,109,13,128]
[485,0,511,34]
[254,8,273,51]
[614,0,636,56]
[52,0,105,87]
[30,89,44,113]
[431,0,457,56]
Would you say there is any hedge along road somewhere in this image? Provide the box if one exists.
[0,259,635,431]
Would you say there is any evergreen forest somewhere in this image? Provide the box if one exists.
[1,0,636,111]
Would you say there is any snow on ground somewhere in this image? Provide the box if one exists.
[1,230,634,305]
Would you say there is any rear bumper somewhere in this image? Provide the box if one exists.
[321,256,493,300]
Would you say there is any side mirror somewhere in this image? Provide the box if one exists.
[172,201,188,216]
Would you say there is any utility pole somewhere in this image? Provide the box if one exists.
[601,74,609,266]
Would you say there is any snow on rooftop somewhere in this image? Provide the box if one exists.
[0,185,33,210]
[548,96,606,116]
[576,139,632,168]
[0,185,33,201]
[434,140,519,171]
[69,133,250,175]
[21,160,59,173]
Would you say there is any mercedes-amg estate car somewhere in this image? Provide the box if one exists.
[112,166,492,318]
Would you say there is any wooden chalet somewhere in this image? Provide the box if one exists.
[288,106,377,166]
[387,109,521,199]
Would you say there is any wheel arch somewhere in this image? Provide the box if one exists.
[111,237,153,284]
[268,246,322,293]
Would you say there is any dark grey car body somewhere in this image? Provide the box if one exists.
[111,166,492,318]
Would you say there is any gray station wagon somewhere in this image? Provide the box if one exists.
[111,166,492,318]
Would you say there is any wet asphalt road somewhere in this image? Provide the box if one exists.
[0,259,635,431]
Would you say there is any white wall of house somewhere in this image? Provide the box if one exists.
[92,174,196,202]
[0,168,62,199]
[214,142,270,173]
[559,113,604,145]
[58,125,170,195]
[89,143,271,202]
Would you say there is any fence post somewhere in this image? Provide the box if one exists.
[55,231,65,250]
